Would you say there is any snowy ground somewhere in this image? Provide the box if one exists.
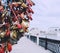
[11,36,52,53]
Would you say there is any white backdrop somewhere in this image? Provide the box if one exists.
[29,0,60,30]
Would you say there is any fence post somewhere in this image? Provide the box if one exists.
[37,36,39,45]
[29,35,30,39]
[45,37,47,50]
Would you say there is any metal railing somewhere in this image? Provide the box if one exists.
[26,35,60,53]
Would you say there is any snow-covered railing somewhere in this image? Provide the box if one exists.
[26,35,60,53]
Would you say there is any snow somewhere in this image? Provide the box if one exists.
[11,36,52,53]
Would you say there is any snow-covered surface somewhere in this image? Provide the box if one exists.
[26,33,60,40]
[46,35,60,40]
[11,37,52,53]
[27,34,60,41]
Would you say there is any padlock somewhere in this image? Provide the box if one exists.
[7,43,12,52]
[0,6,4,12]
[16,23,22,29]
[19,29,24,33]
[20,12,24,19]
[0,32,6,38]
[27,14,32,20]
[26,0,33,6]
[21,19,30,32]
[10,30,17,39]
[1,10,7,18]
[0,44,4,53]
[5,29,10,37]
[21,3,28,8]
[28,8,34,14]
[19,0,24,3]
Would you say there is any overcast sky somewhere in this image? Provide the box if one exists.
[29,0,60,30]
